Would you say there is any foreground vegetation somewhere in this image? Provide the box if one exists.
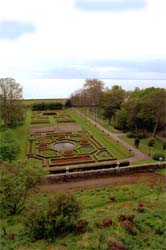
[0,78,166,249]
[0,181,166,250]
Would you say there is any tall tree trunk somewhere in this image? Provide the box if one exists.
[152,118,159,137]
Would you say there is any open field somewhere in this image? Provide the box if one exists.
[1,178,166,250]
[23,98,67,105]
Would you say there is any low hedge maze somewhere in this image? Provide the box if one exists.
[27,130,117,173]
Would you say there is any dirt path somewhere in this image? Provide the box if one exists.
[40,172,166,192]
[74,108,148,163]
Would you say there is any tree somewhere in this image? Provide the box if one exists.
[0,129,20,162]
[124,87,166,136]
[0,160,45,217]
[114,108,128,130]
[102,85,126,123]
[84,79,104,107]
[0,78,24,127]
[65,99,72,108]
[24,192,81,240]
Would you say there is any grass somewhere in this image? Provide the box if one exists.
[79,107,120,134]
[156,168,166,175]
[1,183,166,250]
[120,135,166,157]
[68,109,133,159]
[14,109,32,159]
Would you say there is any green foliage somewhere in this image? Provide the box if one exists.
[32,102,63,111]
[113,108,128,130]
[24,192,81,240]
[134,138,140,148]
[0,129,20,162]
[0,78,24,128]
[124,87,165,136]
[148,138,155,147]
[154,181,163,200]
[65,99,72,108]
[152,152,165,161]
[163,142,166,150]
[0,160,44,217]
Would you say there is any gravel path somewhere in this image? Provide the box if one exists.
[74,108,149,163]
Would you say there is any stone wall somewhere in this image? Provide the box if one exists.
[45,162,166,183]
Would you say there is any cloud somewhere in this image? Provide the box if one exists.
[75,0,146,12]
[0,20,35,40]
[89,58,166,74]
[39,58,166,80]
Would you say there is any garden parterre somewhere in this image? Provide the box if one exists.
[27,130,116,172]
[30,110,75,126]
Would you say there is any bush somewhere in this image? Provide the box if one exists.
[152,153,165,161]
[0,129,20,162]
[127,132,147,139]
[134,138,140,148]
[0,160,44,217]
[163,142,166,150]
[147,138,155,147]
[32,102,63,111]
[127,132,136,138]
[24,193,81,240]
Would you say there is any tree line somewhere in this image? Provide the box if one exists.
[70,79,166,137]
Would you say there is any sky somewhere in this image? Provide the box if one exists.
[0,0,166,98]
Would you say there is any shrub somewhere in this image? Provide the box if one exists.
[119,161,130,167]
[163,142,166,150]
[24,193,81,240]
[107,240,126,250]
[118,214,135,222]
[127,132,136,138]
[147,138,155,147]
[134,138,140,148]
[76,219,88,233]
[152,153,165,161]
[0,129,20,162]
[102,217,112,227]
[0,160,44,217]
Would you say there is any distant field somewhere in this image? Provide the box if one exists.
[23,98,67,105]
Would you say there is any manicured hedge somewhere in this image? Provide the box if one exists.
[32,102,63,110]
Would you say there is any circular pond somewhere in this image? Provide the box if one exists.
[52,142,75,151]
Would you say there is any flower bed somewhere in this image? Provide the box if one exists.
[50,155,93,165]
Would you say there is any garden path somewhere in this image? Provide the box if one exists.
[74,108,149,163]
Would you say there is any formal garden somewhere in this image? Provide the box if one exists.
[0,79,166,250]
[30,110,76,126]
[27,107,120,173]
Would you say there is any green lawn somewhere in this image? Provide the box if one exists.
[120,135,166,157]
[1,183,166,250]
[157,168,166,175]
[79,107,120,134]
[14,109,32,159]
[68,109,133,159]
